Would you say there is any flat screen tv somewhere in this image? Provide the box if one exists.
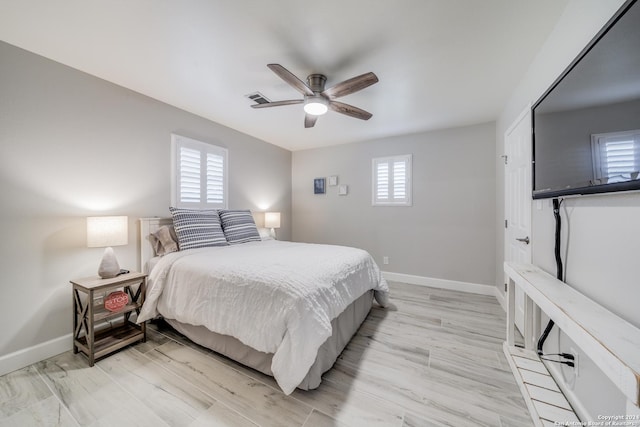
[532,0,640,199]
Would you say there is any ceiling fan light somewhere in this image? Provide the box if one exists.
[304,96,328,115]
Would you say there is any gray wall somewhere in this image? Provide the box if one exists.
[496,0,639,419]
[292,122,496,286]
[0,41,291,360]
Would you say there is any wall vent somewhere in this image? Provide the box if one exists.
[245,92,270,105]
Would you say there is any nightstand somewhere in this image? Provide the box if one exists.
[70,272,147,366]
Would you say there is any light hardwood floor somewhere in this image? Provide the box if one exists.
[0,282,532,427]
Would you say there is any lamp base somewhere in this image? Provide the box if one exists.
[98,247,121,279]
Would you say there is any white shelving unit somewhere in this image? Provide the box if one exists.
[504,262,640,425]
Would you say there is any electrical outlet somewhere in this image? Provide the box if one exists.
[383,256,389,265]
[558,347,579,390]
[570,347,579,377]
[504,283,508,292]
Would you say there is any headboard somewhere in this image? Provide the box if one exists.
[139,213,269,273]
[139,217,173,273]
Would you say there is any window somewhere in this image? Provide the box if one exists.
[591,130,640,184]
[372,154,412,206]
[171,134,228,209]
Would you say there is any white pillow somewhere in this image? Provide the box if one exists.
[258,227,274,241]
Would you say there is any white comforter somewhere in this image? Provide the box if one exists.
[137,240,389,394]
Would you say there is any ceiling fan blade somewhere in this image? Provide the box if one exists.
[251,99,304,108]
[267,64,314,96]
[329,101,373,120]
[304,114,318,128]
[322,72,378,99]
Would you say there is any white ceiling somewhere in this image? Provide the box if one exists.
[0,0,569,151]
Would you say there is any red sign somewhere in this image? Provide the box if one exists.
[104,290,129,312]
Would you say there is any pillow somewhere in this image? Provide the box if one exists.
[149,225,179,256]
[258,228,274,241]
[218,210,261,244]
[169,207,228,250]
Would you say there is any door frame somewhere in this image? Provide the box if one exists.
[503,104,533,335]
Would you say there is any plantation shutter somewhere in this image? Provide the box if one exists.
[375,161,390,201]
[393,160,407,201]
[179,146,201,204]
[172,134,228,209]
[206,152,225,204]
[372,154,412,206]
[592,130,640,184]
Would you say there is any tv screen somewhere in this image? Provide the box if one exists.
[532,0,640,199]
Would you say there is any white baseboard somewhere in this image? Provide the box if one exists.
[382,271,496,296]
[0,334,71,376]
[546,361,592,422]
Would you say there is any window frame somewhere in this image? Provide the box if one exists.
[171,134,228,209]
[371,154,413,207]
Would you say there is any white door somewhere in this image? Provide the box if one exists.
[504,107,532,334]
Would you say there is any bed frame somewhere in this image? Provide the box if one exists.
[137,216,375,391]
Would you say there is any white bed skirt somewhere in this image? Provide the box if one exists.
[165,290,374,391]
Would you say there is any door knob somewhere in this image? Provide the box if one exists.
[516,236,530,245]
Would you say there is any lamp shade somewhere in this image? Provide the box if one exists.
[264,212,281,229]
[87,216,128,248]
[303,96,328,115]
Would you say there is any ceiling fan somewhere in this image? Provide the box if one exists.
[251,64,379,128]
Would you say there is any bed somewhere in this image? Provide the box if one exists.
[137,214,389,395]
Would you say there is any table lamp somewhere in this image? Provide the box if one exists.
[264,212,281,239]
[87,216,128,278]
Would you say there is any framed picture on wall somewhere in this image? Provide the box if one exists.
[314,178,326,194]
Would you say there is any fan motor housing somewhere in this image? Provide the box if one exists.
[306,74,327,93]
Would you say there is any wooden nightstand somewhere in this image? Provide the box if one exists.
[70,272,147,366]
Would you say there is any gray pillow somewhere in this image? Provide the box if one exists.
[218,210,261,244]
[149,225,179,256]
[169,207,228,250]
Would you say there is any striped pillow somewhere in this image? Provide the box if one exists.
[169,207,228,250]
[218,210,261,244]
